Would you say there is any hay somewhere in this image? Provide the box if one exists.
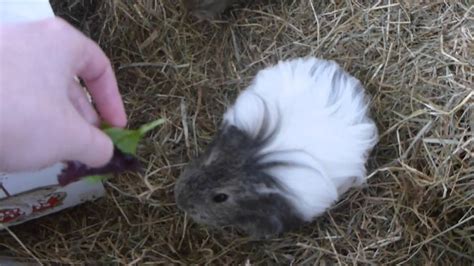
[1,0,473,264]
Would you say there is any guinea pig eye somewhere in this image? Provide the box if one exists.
[212,193,228,203]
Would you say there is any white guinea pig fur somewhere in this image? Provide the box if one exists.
[223,57,378,221]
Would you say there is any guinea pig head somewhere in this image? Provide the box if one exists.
[174,123,304,239]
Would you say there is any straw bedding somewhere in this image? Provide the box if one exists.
[1,0,472,264]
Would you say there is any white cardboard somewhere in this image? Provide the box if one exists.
[0,0,55,23]
[0,167,105,227]
[0,0,106,228]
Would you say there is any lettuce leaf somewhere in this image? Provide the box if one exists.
[57,118,165,186]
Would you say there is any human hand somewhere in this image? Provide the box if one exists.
[0,17,127,172]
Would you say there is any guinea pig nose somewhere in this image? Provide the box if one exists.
[175,194,193,210]
[176,197,185,209]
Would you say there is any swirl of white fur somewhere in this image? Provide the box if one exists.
[223,57,379,221]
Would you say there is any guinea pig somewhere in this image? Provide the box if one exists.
[174,57,379,239]
[182,0,237,20]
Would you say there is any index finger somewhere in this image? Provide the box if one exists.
[74,32,127,128]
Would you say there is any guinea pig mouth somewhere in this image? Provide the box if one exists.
[185,211,232,228]
[175,196,193,213]
[173,181,188,210]
[188,213,215,226]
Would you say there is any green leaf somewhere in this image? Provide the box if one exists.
[138,118,166,136]
[84,118,165,183]
[101,118,166,155]
[86,174,112,184]
[103,127,140,154]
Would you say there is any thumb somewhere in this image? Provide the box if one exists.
[61,108,114,168]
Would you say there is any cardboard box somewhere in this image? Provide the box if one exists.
[0,165,105,227]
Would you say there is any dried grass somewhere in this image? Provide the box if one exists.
[1,0,473,264]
